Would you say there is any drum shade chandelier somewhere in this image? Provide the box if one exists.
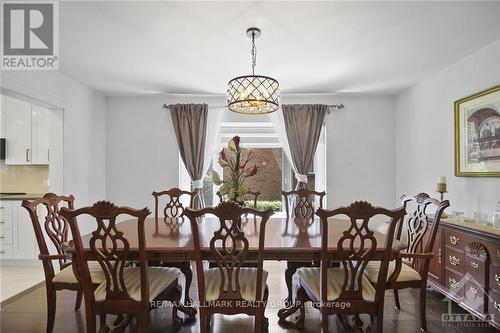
[227,28,280,114]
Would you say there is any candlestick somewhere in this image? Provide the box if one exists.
[436,176,448,218]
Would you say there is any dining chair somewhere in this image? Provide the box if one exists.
[60,201,196,333]
[281,188,326,305]
[278,201,404,333]
[363,193,450,332]
[216,190,261,208]
[152,187,197,304]
[281,188,326,220]
[21,193,106,333]
[184,201,274,333]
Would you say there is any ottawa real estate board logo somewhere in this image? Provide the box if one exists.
[1,1,58,70]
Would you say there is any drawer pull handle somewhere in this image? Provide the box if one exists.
[495,274,500,286]
[470,286,477,294]
[470,261,479,269]
[0,221,5,224]
[0,236,5,239]
[449,255,460,266]
[0,207,4,209]
[0,251,5,254]
[450,235,460,245]
[449,278,460,289]
[495,302,500,312]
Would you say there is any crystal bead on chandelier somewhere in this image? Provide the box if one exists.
[227,28,280,115]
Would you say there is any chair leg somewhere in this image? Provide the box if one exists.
[419,286,427,332]
[46,285,56,333]
[84,304,96,333]
[98,314,109,333]
[393,289,401,310]
[75,290,83,311]
[199,309,208,333]
[179,262,193,305]
[254,311,262,333]
[321,308,329,333]
[138,312,148,333]
[284,262,295,306]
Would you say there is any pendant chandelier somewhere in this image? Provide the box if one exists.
[227,28,280,115]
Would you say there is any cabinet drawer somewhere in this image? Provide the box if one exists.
[445,268,465,300]
[445,247,465,273]
[464,281,487,314]
[445,229,467,251]
[490,265,500,295]
[0,245,13,259]
[0,230,13,244]
[465,254,487,286]
[0,213,13,231]
[488,243,500,266]
[0,201,13,219]
[488,290,500,324]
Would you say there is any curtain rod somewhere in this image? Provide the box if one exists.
[162,104,345,113]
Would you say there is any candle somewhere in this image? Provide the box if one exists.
[437,176,447,193]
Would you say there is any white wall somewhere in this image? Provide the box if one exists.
[106,94,396,209]
[0,71,107,226]
[395,39,500,217]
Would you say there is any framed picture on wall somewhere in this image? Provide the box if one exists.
[455,85,500,177]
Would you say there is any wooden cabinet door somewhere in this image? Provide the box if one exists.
[31,105,50,164]
[5,96,32,165]
[12,201,37,260]
[428,226,443,283]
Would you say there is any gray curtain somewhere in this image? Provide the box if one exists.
[282,104,327,188]
[169,103,208,209]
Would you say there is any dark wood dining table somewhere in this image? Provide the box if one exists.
[73,216,405,261]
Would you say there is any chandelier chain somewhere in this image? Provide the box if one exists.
[251,31,257,75]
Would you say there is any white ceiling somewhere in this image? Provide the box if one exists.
[59,1,500,96]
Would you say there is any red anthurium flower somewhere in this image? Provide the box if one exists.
[218,149,229,167]
[228,135,240,152]
[243,165,257,177]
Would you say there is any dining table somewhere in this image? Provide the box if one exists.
[72,215,405,261]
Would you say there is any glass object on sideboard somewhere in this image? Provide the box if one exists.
[493,202,500,229]
[451,211,464,223]
[474,211,489,227]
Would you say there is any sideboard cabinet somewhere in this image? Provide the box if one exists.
[428,219,500,329]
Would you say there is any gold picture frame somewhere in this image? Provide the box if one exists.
[455,85,500,177]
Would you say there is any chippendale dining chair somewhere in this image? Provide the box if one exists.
[363,193,450,332]
[22,193,106,333]
[281,188,326,220]
[60,201,195,333]
[184,201,274,333]
[281,188,326,305]
[152,187,197,304]
[278,201,405,333]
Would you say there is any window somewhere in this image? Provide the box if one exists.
[179,121,327,214]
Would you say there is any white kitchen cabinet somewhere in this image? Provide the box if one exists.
[31,105,51,164]
[4,95,32,165]
[0,94,5,138]
[13,201,38,260]
[0,200,38,263]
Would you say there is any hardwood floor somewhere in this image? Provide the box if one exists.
[1,262,497,332]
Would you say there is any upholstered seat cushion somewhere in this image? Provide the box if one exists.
[294,267,376,302]
[364,261,421,283]
[94,267,180,302]
[204,267,268,302]
[52,262,106,284]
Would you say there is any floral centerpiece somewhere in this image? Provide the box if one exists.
[212,135,257,205]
